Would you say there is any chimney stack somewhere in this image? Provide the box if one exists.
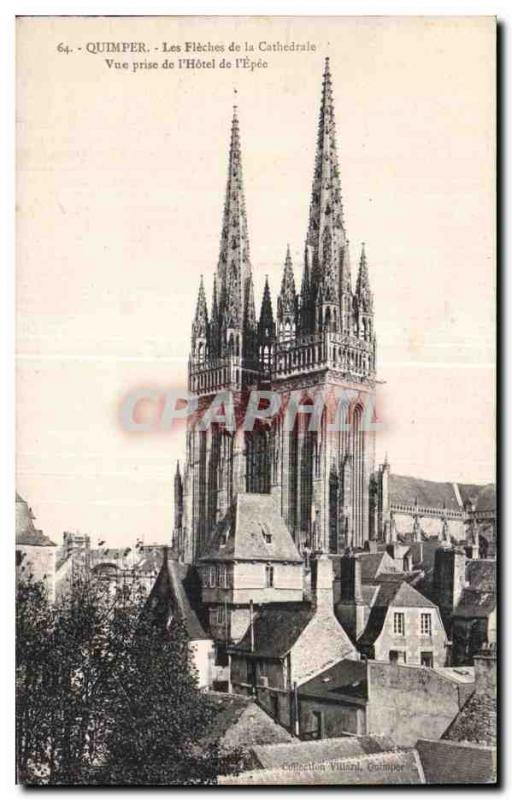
[433,545,466,614]
[338,552,363,604]
[335,553,366,641]
[311,553,335,614]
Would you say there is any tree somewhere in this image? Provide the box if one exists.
[16,570,241,785]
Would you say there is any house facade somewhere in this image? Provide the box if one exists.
[228,555,357,730]
[335,552,449,667]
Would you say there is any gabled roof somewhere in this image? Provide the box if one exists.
[372,579,436,609]
[249,734,396,770]
[358,552,388,583]
[298,658,368,701]
[358,580,437,648]
[466,559,496,592]
[200,493,302,563]
[220,750,424,785]
[144,550,209,641]
[442,692,496,746]
[388,475,496,516]
[458,482,496,512]
[229,602,314,658]
[453,588,496,619]
[201,692,292,750]
[389,475,461,511]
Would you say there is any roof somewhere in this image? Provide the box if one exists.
[458,482,496,512]
[358,552,389,583]
[249,735,397,770]
[358,580,436,648]
[375,579,436,609]
[219,750,424,785]
[453,588,496,619]
[16,493,56,547]
[200,493,302,563]
[466,559,496,592]
[298,658,368,701]
[230,602,314,658]
[143,550,209,641]
[201,692,292,750]
[416,739,496,785]
[442,693,497,747]
[389,475,495,516]
[389,475,461,511]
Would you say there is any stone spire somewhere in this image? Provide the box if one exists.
[209,274,220,358]
[243,270,258,362]
[191,275,208,359]
[216,104,253,343]
[258,276,275,375]
[353,243,374,343]
[258,276,275,337]
[174,461,183,532]
[299,244,313,334]
[306,58,346,305]
[277,245,297,339]
[355,243,373,312]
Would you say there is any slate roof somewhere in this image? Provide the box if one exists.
[453,588,496,619]
[442,693,496,746]
[143,549,209,641]
[220,750,424,785]
[358,552,387,583]
[389,475,461,511]
[200,493,302,563]
[201,692,292,749]
[230,602,314,658]
[249,734,397,770]
[358,580,436,648]
[298,658,368,701]
[458,482,496,512]
[466,559,496,592]
[415,739,496,784]
[16,493,56,547]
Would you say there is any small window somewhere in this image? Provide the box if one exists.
[393,612,405,635]
[261,524,272,545]
[209,566,216,588]
[265,565,274,588]
[420,613,432,636]
[389,650,406,664]
[217,564,227,588]
[216,605,225,625]
[421,651,434,668]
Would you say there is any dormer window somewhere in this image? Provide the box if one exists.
[260,524,272,545]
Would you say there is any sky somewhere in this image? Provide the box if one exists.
[16,16,495,546]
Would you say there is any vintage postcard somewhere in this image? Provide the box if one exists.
[16,15,496,785]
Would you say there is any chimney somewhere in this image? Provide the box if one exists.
[311,553,334,614]
[338,552,363,604]
[473,649,496,698]
[433,545,466,613]
[335,553,365,640]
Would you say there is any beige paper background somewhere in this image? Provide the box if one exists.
[16,16,495,545]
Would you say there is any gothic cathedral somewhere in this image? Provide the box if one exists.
[174,59,377,563]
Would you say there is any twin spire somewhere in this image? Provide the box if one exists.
[307,58,346,286]
[192,59,374,367]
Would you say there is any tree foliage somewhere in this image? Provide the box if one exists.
[16,571,241,785]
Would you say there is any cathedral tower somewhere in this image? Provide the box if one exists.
[176,59,377,562]
[271,58,377,552]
